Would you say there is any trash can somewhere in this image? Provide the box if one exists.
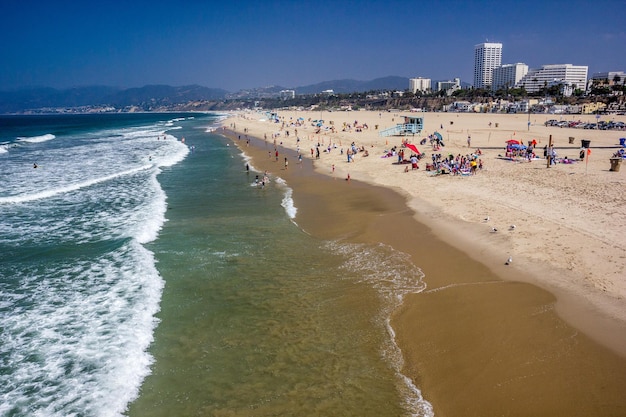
[495,123,499,128]
[568,137,575,144]
[581,139,591,148]
[620,138,626,147]
[609,158,622,172]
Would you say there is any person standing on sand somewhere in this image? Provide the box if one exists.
[467,135,471,148]
[284,157,288,170]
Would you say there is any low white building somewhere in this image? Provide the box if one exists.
[590,71,625,86]
[519,64,588,94]
[436,78,461,95]
[279,89,295,99]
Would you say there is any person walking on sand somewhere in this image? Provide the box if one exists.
[284,157,288,170]
[467,135,471,148]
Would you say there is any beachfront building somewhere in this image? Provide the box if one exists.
[590,71,626,86]
[436,78,461,95]
[409,77,431,94]
[448,101,472,112]
[588,71,626,93]
[492,63,529,91]
[519,64,588,95]
[474,42,502,89]
[581,102,607,114]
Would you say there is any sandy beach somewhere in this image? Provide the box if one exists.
[220,109,626,415]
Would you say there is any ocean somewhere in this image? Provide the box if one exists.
[0,113,432,417]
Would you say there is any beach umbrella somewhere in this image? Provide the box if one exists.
[433,132,443,141]
[506,139,520,144]
[405,143,421,155]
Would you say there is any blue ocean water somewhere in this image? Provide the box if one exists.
[0,114,432,417]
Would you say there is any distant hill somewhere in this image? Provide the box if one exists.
[0,85,229,113]
[105,85,229,106]
[295,76,410,94]
[0,86,121,113]
[0,76,470,113]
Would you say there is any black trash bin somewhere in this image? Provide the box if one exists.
[581,139,591,148]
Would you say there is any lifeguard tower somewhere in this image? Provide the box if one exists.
[379,115,424,137]
[265,111,279,122]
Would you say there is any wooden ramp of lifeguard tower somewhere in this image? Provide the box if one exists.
[379,116,424,137]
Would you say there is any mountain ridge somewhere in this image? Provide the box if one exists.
[0,76,466,113]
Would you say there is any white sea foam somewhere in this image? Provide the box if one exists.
[0,166,151,204]
[0,114,204,417]
[17,133,56,143]
[132,173,167,244]
[240,153,256,172]
[0,242,163,417]
[0,126,188,205]
[202,113,229,133]
[325,240,433,417]
[275,177,297,219]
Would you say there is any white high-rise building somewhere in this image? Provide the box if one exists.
[492,63,529,91]
[519,64,588,94]
[409,77,431,93]
[474,42,502,89]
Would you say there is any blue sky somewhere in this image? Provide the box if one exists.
[1,0,625,92]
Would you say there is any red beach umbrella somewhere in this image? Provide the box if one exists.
[405,143,421,155]
[506,139,521,144]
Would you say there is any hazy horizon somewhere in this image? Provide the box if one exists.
[2,0,625,92]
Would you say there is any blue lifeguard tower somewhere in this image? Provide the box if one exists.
[379,115,424,137]
[265,111,280,122]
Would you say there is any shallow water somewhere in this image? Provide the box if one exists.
[128,123,431,416]
[0,114,432,416]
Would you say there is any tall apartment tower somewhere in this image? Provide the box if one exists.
[474,42,502,89]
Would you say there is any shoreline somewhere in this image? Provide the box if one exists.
[221,109,626,356]
[218,111,626,415]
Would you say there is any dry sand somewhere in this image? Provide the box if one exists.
[220,109,626,415]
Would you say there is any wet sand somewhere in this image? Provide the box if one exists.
[221,128,626,416]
